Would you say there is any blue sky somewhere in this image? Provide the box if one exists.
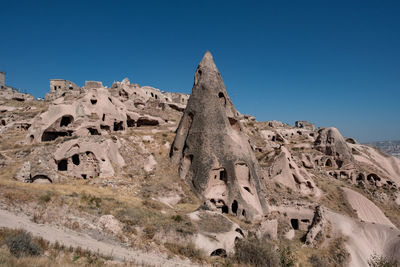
[1,0,399,142]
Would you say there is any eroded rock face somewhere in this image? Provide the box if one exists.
[53,138,125,179]
[189,210,243,257]
[269,146,320,197]
[314,127,354,168]
[170,51,268,220]
[27,87,164,144]
[304,206,329,247]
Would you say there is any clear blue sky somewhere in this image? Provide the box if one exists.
[1,0,399,142]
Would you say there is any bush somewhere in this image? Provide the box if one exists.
[80,192,101,209]
[368,254,398,267]
[309,254,329,267]
[39,192,51,203]
[171,215,183,222]
[308,236,350,267]
[280,246,296,267]
[233,236,281,267]
[5,231,41,257]
[328,236,350,266]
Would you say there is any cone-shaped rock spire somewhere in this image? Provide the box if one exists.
[170,51,268,220]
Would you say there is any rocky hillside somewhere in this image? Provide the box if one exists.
[364,140,400,159]
[0,52,399,267]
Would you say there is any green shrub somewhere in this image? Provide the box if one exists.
[309,254,329,267]
[39,192,51,203]
[280,246,296,267]
[5,231,41,257]
[171,215,183,222]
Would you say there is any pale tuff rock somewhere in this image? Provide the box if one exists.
[170,51,268,220]
[54,138,125,178]
[3,53,400,267]
[98,215,123,236]
[326,209,400,267]
[269,146,320,197]
[144,154,157,172]
[15,161,31,181]
[27,87,165,144]
[0,88,33,102]
[314,127,354,169]
[342,187,396,228]
[304,206,329,247]
[189,210,243,257]
[256,219,278,240]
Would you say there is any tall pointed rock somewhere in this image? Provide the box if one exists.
[170,51,268,220]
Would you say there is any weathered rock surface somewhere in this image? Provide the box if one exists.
[2,53,400,267]
[304,206,329,247]
[314,127,354,168]
[188,210,243,256]
[170,52,268,220]
[342,187,396,228]
[269,146,320,197]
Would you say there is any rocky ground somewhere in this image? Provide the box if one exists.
[0,52,399,267]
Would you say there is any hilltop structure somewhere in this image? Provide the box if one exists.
[0,70,33,101]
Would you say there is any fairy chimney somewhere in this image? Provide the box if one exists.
[170,51,268,220]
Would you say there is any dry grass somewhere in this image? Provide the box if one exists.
[313,175,357,218]
[232,235,282,267]
[196,212,233,233]
[308,235,350,267]
[0,228,119,266]
[164,242,205,263]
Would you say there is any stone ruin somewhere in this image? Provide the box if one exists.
[45,79,80,100]
[0,71,33,102]
[295,120,315,131]
[170,51,268,220]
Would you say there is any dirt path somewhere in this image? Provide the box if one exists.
[0,208,198,267]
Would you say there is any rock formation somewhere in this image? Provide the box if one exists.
[314,127,354,168]
[2,53,400,267]
[269,146,320,197]
[304,206,329,247]
[170,51,268,220]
